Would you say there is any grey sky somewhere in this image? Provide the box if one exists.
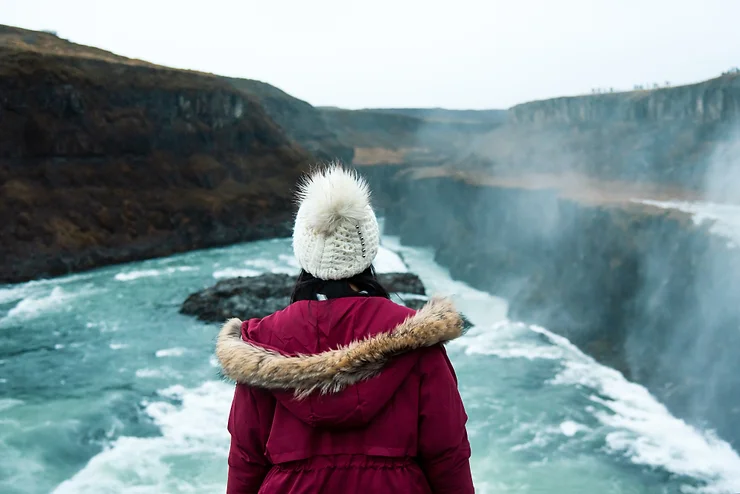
[3,0,739,109]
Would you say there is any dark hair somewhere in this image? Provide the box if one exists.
[290,265,390,303]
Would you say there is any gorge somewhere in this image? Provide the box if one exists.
[2,23,740,482]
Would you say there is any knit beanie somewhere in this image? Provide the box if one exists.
[292,164,380,280]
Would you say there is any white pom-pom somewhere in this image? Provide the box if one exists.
[296,163,372,235]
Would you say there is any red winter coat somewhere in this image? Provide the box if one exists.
[216,296,473,493]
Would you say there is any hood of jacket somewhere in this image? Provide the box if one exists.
[215,297,464,429]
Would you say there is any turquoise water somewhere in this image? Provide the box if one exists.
[1,236,739,493]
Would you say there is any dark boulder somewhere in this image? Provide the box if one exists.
[181,272,427,323]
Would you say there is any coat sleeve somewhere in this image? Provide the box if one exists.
[226,383,274,494]
[417,345,474,493]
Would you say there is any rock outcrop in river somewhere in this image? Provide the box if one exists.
[180,272,430,322]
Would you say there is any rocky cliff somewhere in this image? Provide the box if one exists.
[180,272,427,322]
[466,75,740,194]
[510,76,740,125]
[0,25,312,283]
[218,84,504,168]
[0,25,505,283]
[349,72,740,451]
[359,165,740,449]
[363,108,507,125]
[320,107,501,167]
[225,78,354,164]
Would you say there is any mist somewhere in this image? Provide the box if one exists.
[705,125,740,205]
[359,88,740,450]
[626,124,740,440]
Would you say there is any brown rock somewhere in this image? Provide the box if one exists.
[0,25,313,283]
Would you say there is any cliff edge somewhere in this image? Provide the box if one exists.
[0,25,312,283]
[467,75,740,194]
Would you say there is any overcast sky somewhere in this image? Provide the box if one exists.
[3,0,739,109]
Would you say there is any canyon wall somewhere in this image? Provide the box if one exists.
[360,165,740,449]
[0,25,500,283]
[463,75,740,196]
[510,76,740,125]
[0,26,311,283]
[225,77,354,164]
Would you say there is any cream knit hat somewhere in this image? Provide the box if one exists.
[292,164,380,280]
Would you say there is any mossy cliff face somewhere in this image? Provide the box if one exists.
[361,165,740,448]
[0,33,311,283]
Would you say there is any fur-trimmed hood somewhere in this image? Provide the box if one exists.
[215,298,464,400]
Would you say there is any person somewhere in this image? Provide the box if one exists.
[216,164,474,493]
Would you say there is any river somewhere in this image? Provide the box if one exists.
[1,232,739,493]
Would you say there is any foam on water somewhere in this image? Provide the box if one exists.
[235,245,404,276]
[243,258,296,275]
[207,244,406,280]
[49,239,485,493]
[550,357,740,494]
[459,317,740,492]
[559,421,588,437]
[135,369,164,379]
[277,254,301,269]
[381,236,507,325]
[4,286,87,321]
[114,266,197,282]
[87,320,120,333]
[0,285,31,305]
[0,272,97,305]
[373,246,408,273]
[212,268,260,279]
[383,235,740,494]
[39,234,740,493]
[456,320,566,360]
[155,348,187,358]
[451,313,740,491]
[0,398,24,412]
[114,269,161,281]
[0,442,46,494]
[52,382,232,494]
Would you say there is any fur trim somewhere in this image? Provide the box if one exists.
[215,298,464,399]
[295,163,372,236]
